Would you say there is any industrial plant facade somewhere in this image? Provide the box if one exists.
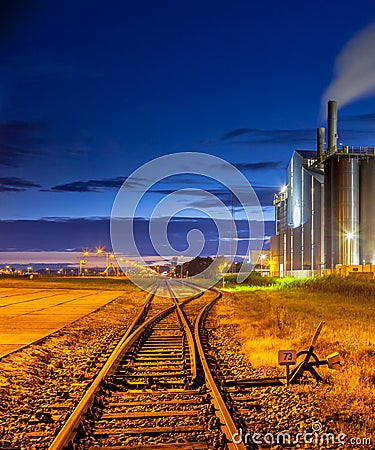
[270,101,375,277]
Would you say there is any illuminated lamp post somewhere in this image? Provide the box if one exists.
[95,247,105,274]
[96,248,116,275]
[79,250,90,276]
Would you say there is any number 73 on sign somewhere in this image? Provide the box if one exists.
[278,349,297,365]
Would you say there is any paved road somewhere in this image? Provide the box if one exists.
[0,288,124,357]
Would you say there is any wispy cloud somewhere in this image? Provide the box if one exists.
[221,128,316,145]
[48,178,125,192]
[46,159,283,195]
[0,216,273,253]
[0,217,110,252]
[47,174,277,211]
[233,161,284,171]
[182,188,276,209]
[46,176,147,192]
[0,121,46,167]
[334,123,375,146]
[221,124,375,148]
[342,112,375,123]
[221,128,255,140]
[0,177,41,192]
[146,185,277,208]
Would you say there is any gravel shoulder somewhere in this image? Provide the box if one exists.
[0,291,145,449]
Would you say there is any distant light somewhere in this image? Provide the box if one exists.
[346,232,354,240]
[293,203,301,228]
[260,254,266,260]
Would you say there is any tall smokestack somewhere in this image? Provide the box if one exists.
[317,127,325,159]
[328,100,338,152]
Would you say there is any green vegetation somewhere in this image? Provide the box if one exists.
[222,272,279,288]
[223,272,375,295]
[0,276,140,291]
[216,275,375,437]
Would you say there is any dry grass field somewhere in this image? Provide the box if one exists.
[220,276,375,440]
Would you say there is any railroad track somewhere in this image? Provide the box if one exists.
[47,280,248,450]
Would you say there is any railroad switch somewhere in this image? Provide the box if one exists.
[287,321,341,384]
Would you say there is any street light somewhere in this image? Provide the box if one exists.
[95,248,117,275]
[79,250,90,276]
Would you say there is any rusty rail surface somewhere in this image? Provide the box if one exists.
[48,282,174,450]
[194,289,247,450]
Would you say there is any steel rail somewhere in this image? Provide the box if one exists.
[173,278,205,294]
[48,282,173,450]
[166,281,199,382]
[194,289,247,450]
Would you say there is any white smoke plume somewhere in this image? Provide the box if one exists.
[321,21,375,118]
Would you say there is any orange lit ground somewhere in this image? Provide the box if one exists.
[0,288,124,357]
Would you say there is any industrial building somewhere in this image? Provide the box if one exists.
[270,100,375,277]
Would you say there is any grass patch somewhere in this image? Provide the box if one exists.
[216,281,375,436]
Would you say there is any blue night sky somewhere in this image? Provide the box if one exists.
[2,0,375,259]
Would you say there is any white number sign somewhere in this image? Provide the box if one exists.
[278,350,297,365]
